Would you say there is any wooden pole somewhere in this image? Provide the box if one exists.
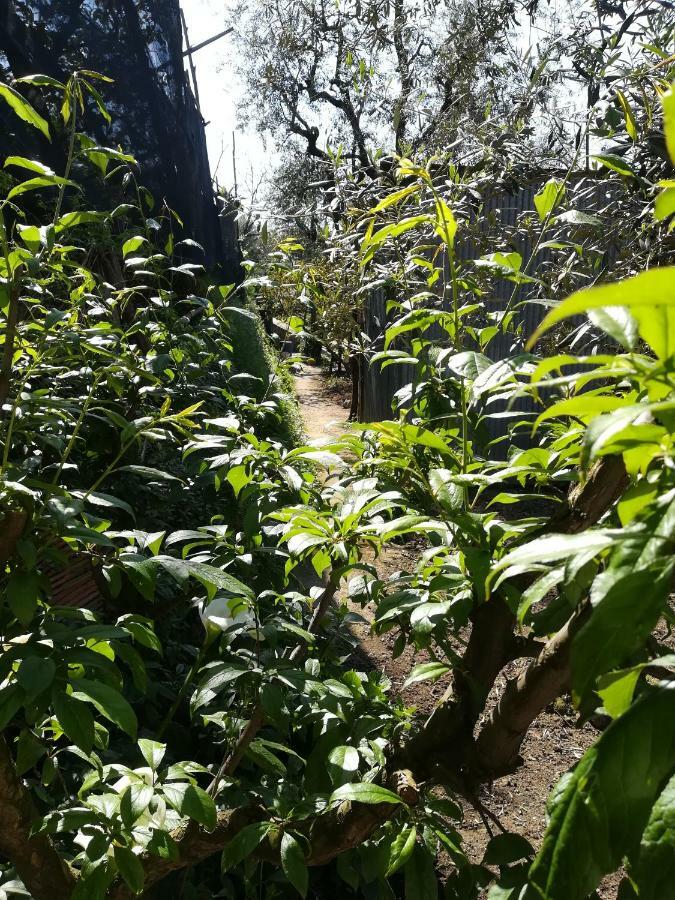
[232,130,238,197]
[180,8,201,113]
[182,27,233,57]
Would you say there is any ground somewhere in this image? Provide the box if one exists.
[292,364,617,898]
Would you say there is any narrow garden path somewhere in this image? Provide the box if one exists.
[292,364,612,894]
[293,364,350,442]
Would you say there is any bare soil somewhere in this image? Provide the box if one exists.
[294,365,352,441]
[293,365,618,898]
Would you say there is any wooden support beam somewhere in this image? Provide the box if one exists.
[182,27,233,57]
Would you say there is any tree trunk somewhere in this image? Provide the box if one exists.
[472,605,589,778]
[0,737,76,900]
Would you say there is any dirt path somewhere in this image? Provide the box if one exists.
[292,366,610,895]
[293,365,350,442]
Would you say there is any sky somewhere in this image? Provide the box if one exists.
[180,0,271,198]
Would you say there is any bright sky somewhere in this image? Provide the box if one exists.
[180,0,271,197]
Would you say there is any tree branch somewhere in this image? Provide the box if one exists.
[0,736,76,900]
[547,454,629,534]
[392,0,413,152]
[111,769,418,899]
[471,604,589,779]
[399,452,629,782]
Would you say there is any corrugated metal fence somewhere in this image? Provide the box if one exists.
[360,177,622,452]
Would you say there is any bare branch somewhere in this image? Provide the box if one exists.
[471,605,589,779]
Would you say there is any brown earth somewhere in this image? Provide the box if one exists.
[293,365,618,898]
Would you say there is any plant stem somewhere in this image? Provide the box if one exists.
[0,208,19,417]
[1,362,37,474]
[208,570,342,794]
[53,81,79,225]
[502,116,590,323]
[460,376,468,475]
[53,371,103,485]
[156,643,207,740]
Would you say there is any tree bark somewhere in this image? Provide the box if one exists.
[398,452,629,781]
[548,454,628,534]
[0,508,27,564]
[471,605,590,779]
[110,770,418,899]
[392,0,413,153]
[0,736,76,900]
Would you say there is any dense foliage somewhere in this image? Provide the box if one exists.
[0,20,674,900]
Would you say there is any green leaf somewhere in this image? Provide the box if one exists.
[16,728,46,775]
[221,821,270,871]
[327,745,360,785]
[0,83,50,138]
[535,395,628,428]
[163,782,217,830]
[371,184,419,212]
[655,187,675,222]
[4,156,55,176]
[138,738,166,770]
[188,562,254,599]
[489,532,616,592]
[483,832,534,866]
[616,89,637,141]
[118,614,163,654]
[554,210,602,226]
[597,666,643,719]
[592,153,635,176]
[618,482,658,526]
[434,198,457,248]
[56,210,106,231]
[0,684,23,730]
[631,773,675,899]
[571,565,672,705]
[120,782,154,827]
[362,215,430,251]
[14,74,66,89]
[526,268,675,353]
[534,178,565,221]
[71,678,137,739]
[442,350,492,382]
[7,176,77,200]
[403,662,450,688]
[71,863,114,900]
[386,825,417,876]
[118,465,184,483]
[281,832,309,897]
[146,830,180,861]
[580,404,662,468]
[17,656,55,701]
[529,686,675,900]
[329,783,403,806]
[587,306,638,350]
[404,843,438,900]
[7,570,40,624]
[384,309,452,348]
[429,469,464,513]
[121,559,157,602]
[114,845,144,895]
[123,236,148,258]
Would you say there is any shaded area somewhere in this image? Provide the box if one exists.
[0,0,240,277]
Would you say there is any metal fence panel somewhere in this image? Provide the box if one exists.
[361,179,621,454]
